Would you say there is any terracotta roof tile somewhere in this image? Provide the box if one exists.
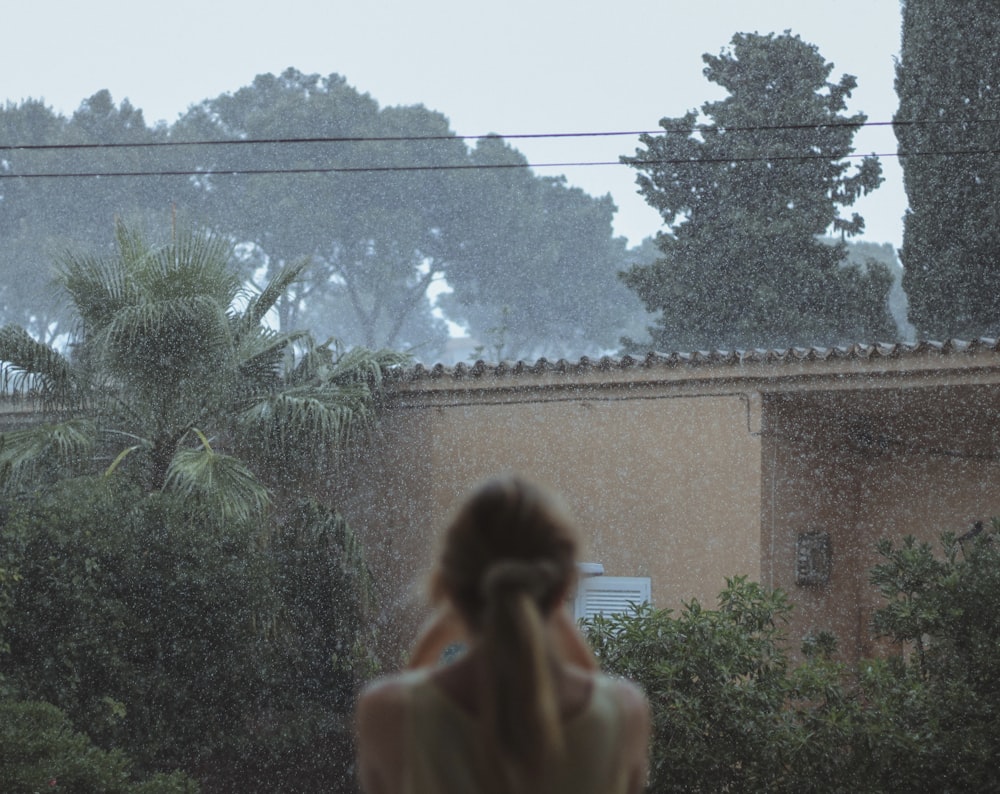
[390,338,1000,383]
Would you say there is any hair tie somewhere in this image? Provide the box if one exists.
[481,559,559,605]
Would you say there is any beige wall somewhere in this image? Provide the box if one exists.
[762,386,1000,662]
[334,385,762,659]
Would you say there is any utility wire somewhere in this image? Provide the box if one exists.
[0,117,996,153]
[0,147,996,180]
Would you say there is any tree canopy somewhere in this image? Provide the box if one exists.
[895,0,1000,339]
[620,32,895,352]
[0,94,169,342]
[0,69,647,362]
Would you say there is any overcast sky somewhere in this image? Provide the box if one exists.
[3,0,904,247]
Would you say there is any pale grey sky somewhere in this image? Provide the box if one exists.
[3,0,904,247]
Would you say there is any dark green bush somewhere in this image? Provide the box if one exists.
[585,530,1000,794]
[585,577,807,792]
[0,476,372,792]
[0,699,197,793]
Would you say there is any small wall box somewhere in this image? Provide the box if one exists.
[796,530,831,586]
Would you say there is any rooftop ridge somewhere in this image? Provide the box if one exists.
[391,338,1000,382]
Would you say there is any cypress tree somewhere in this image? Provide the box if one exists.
[895,0,1000,339]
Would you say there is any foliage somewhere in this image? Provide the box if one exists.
[0,477,271,772]
[0,475,376,791]
[0,223,398,791]
[585,577,804,792]
[585,544,1000,793]
[0,71,647,362]
[439,136,645,360]
[621,32,894,352]
[171,69,461,355]
[0,700,197,793]
[0,93,170,342]
[867,527,1000,791]
[894,0,1000,339]
[0,220,406,502]
[835,237,914,341]
[177,69,645,360]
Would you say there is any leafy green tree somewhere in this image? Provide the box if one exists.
[621,32,893,352]
[173,69,644,361]
[171,69,463,356]
[837,238,915,340]
[585,578,802,792]
[0,93,179,342]
[0,699,197,793]
[2,73,644,362]
[582,527,1000,793]
[0,99,71,340]
[895,0,1000,339]
[0,474,372,790]
[440,136,645,360]
[0,476,261,779]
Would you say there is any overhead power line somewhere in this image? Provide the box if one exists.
[0,117,996,154]
[0,147,996,180]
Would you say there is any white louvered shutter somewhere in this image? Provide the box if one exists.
[573,576,651,621]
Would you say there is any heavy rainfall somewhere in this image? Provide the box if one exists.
[2,1,1000,791]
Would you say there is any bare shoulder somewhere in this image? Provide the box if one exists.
[606,674,650,722]
[356,675,416,794]
[357,674,414,748]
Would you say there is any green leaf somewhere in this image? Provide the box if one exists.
[163,446,270,526]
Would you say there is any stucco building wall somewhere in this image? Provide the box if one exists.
[334,379,761,658]
[762,383,1000,661]
[336,344,1000,664]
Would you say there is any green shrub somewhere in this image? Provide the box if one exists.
[0,478,371,791]
[584,531,1000,794]
[584,577,802,792]
[0,699,197,793]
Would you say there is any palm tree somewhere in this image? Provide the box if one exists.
[0,220,407,522]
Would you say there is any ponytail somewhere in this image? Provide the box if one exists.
[479,560,565,789]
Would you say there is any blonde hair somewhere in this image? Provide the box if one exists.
[434,476,579,789]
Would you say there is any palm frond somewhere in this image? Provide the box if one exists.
[239,258,311,334]
[0,419,96,489]
[235,327,307,395]
[237,386,376,463]
[103,444,144,478]
[327,346,410,400]
[285,334,334,386]
[0,325,75,403]
[58,251,144,333]
[289,338,408,391]
[329,346,409,383]
[103,296,234,380]
[163,446,271,526]
[59,221,241,337]
[147,229,242,306]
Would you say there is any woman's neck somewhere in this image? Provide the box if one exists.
[431,642,595,720]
